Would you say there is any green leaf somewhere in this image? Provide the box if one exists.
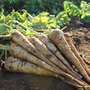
[59,18,64,26]
[56,11,66,19]
[38,11,49,16]
[16,11,25,22]
[81,13,90,24]
[40,16,49,23]
[0,26,7,33]
[56,11,71,27]
[26,29,30,35]
[80,1,90,14]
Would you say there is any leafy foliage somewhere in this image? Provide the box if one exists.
[80,1,90,13]
[80,1,90,23]
[0,0,90,60]
[63,1,90,24]
[0,9,71,39]
[1,0,90,15]
[1,0,63,15]
[63,1,81,16]
[0,1,90,39]
[81,12,90,24]
[56,11,71,26]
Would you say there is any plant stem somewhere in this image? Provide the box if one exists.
[0,23,14,33]
[0,34,11,38]
[0,44,9,50]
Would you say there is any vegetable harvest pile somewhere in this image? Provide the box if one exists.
[0,1,90,90]
[3,29,90,90]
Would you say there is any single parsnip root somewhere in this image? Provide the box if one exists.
[28,37,78,78]
[4,56,55,76]
[64,34,90,76]
[9,44,89,88]
[4,56,83,89]
[37,34,75,74]
[49,29,90,83]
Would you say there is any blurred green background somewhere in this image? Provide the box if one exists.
[0,0,89,15]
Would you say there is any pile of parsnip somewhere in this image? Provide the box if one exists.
[4,29,90,90]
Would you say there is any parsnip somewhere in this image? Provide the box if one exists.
[28,37,78,78]
[64,34,90,76]
[4,56,83,89]
[37,34,75,74]
[4,56,56,76]
[49,29,90,83]
[37,34,90,87]
[11,31,59,70]
[9,44,88,87]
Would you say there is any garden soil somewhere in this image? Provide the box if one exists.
[0,16,90,90]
